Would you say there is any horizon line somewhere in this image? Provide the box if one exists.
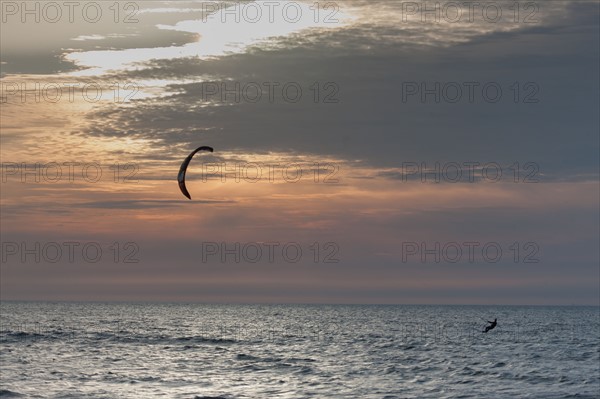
[1,299,598,307]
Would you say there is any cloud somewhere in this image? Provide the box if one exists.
[50,0,595,181]
[76,199,236,209]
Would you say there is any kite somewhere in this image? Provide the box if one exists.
[178,146,213,200]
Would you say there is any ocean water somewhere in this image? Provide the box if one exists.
[0,303,598,398]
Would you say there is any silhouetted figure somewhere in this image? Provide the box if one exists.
[483,318,497,333]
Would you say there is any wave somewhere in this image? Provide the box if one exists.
[0,390,24,398]
[1,330,238,346]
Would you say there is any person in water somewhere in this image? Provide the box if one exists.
[483,318,497,333]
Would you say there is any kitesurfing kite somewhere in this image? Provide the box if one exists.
[178,146,214,199]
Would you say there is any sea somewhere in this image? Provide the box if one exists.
[0,302,598,398]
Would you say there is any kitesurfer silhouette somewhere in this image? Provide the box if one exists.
[483,318,497,333]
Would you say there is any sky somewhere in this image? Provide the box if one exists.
[0,0,598,305]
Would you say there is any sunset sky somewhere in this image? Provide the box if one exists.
[1,0,598,305]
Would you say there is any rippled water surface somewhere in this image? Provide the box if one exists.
[1,303,598,398]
